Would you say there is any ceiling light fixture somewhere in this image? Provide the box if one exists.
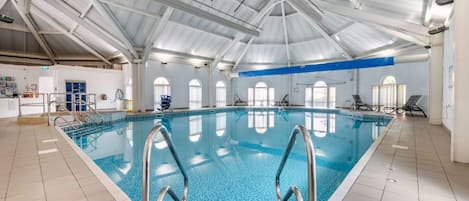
[0,14,15,24]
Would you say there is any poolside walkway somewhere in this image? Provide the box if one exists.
[343,116,469,201]
[0,118,127,201]
[0,115,468,201]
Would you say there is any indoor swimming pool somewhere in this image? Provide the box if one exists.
[64,109,391,201]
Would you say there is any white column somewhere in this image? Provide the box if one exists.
[452,0,469,163]
[208,65,213,108]
[131,62,145,112]
[428,33,444,124]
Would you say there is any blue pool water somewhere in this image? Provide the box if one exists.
[65,109,390,201]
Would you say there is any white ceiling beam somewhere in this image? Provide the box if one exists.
[0,23,30,32]
[370,24,430,46]
[281,1,291,66]
[100,0,158,18]
[355,42,421,59]
[0,50,49,59]
[38,31,63,35]
[153,0,260,36]
[0,55,53,65]
[45,0,132,60]
[349,0,362,9]
[288,0,353,59]
[31,5,113,65]
[311,0,429,36]
[91,0,139,59]
[80,2,93,18]
[423,0,434,26]
[0,0,8,10]
[151,48,234,65]
[232,37,254,71]
[142,7,173,62]
[12,0,56,64]
[215,0,279,70]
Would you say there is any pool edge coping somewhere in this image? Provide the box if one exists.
[327,116,396,201]
[54,125,132,201]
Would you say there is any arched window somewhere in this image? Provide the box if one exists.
[189,79,202,109]
[125,78,132,100]
[305,81,336,108]
[154,77,171,110]
[248,82,275,106]
[216,81,226,107]
[372,75,406,109]
[382,76,396,85]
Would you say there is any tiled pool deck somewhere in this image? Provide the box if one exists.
[0,115,468,201]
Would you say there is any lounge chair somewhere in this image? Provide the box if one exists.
[234,94,248,106]
[401,95,427,117]
[157,95,172,112]
[352,95,372,110]
[279,94,289,106]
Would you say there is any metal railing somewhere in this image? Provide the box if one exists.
[47,100,80,126]
[275,125,316,201]
[142,124,188,201]
[18,93,46,116]
[76,99,104,125]
[53,116,79,128]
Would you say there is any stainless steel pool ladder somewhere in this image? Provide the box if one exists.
[142,124,188,201]
[275,125,316,201]
[76,99,104,125]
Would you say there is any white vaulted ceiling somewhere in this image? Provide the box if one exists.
[0,0,453,69]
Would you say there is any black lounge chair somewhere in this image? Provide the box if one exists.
[352,95,372,110]
[402,95,427,117]
[157,95,171,112]
[234,94,248,106]
[279,94,289,106]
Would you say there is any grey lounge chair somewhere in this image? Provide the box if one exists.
[352,95,372,110]
[402,95,427,117]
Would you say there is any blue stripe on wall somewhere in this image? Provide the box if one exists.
[238,57,394,77]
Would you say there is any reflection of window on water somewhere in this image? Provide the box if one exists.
[372,125,379,141]
[216,113,226,136]
[304,112,336,137]
[305,81,336,108]
[189,115,202,142]
[248,82,275,106]
[189,79,202,109]
[248,111,275,134]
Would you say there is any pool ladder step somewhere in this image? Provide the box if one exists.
[140,124,316,201]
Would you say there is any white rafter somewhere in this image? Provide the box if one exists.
[100,0,158,18]
[281,1,291,66]
[45,0,132,60]
[91,0,139,59]
[0,0,7,10]
[311,0,428,36]
[142,7,173,62]
[288,0,353,59]
[370,24,430,46]
[214,0,280,70]
[153,0,260,36]
[422,0,434,26]
[12,0,56,64]
[31,5,112,65]
[350,0,362,9]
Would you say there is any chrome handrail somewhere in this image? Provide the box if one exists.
[142,124,188,201]
[53,116,79,128]
[275,125,316,201]
[76,99,104,125]
[48,100,80,126]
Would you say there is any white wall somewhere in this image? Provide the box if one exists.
[234,61,429,110]
[0,64,124,110]
[142,61,231,110]
[234,70,355,107]
[442,15,455,132]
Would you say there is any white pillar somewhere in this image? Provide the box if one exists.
[207,64,215,108]
[428,33,444,124]
[452,0,469,163]
[131,62,145,112]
